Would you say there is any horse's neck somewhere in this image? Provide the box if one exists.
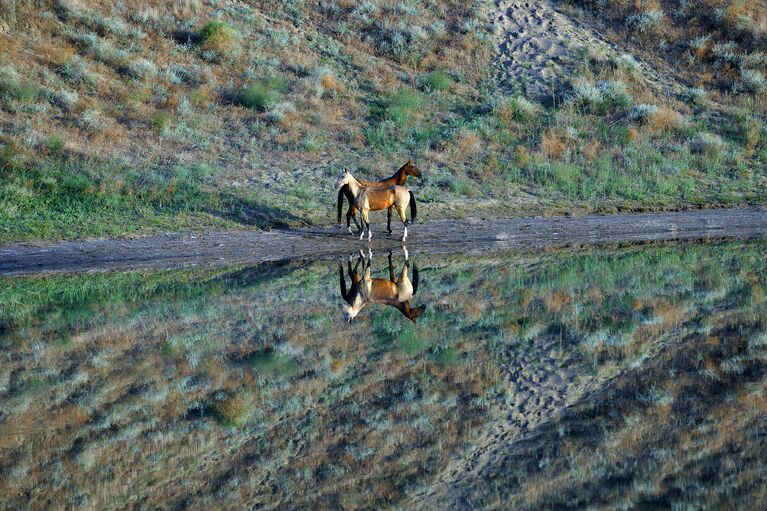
[388,167,407,185]
[347,178,363,196]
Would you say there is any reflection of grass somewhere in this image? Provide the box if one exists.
[245,347,297,377]
[396,325,427,354]
[432,347,460,365]
[1,240,765,510]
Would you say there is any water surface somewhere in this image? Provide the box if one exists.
[1,240,765,509]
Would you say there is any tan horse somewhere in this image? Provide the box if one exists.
[339,249,425,323]
[335,170,416,242]
[337,160,422,234]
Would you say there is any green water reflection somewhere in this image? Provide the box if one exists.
[1,240,765,509]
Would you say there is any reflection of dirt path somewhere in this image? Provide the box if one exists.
[1,208,765,276]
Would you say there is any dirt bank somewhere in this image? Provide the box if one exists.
[1,208,765,277]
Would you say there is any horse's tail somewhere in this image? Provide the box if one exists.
[337,185,346,224]
[409,191,417,223]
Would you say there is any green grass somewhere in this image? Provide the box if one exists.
[421,71,453,92]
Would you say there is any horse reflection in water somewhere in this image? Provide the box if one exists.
[339,249,426,323]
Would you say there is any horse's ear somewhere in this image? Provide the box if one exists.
[344,168,349,174]
[408,159,413,165]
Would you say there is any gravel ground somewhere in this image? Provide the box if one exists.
[1,208,765,276]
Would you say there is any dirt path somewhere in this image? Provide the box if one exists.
[492,0,682,98]
[1,208,765,277]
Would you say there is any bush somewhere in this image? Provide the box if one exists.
[198,21,239,56]
[629,104,660,122]
[690,132,725,158]
[498,96,542,124]
[421,71,453,92]
[373,89,425,126]
[127,58,157,80]
[236,78,286,111]
[740,69,766,93]
[571,80,632,113]
[212,395,248,428]
[627,9,664,34]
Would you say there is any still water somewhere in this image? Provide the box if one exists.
[1,240,766,509]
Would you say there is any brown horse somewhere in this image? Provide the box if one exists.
[336,170,416,242]
[339,249,425,323]
[337,160,422,234]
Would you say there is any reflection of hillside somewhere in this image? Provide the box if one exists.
[0,241,765,509]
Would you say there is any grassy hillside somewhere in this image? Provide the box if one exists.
[0,0,765,242]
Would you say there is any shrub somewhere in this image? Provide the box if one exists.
[54,89,79,111]
[265,101,296,124]
[151,112,172,133]
[626,9,664,34]
[629,104,660,122]
[374,89,424,126]
[571,80,631,113]
[0,66,37,104]
[740,69,766,93]
[646,108,685,133]
[198,21,239,56]
[78,109,107,131]
[712,41,739,64]
[421,71,453,92]
[615,53,641,76]
[236,79,286,111]
[127,58,157,80]
[690,132,725,158]
[212,395,248,428]
[498,96,543,124]
[540,131,567,159]
[686,87,708,106]
[596,80,632,111]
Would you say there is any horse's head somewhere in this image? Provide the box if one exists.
[404,303,426,323]
[403,159,422,178]
[335,168,354,189]
[342,303,361,323]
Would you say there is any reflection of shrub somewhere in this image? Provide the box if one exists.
[212,395,248,428]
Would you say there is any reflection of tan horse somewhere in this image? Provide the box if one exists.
[337,160,422,234]
[335,170,417,242]
[339,249,425,323]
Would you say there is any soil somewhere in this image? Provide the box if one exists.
[492,0,684,98]
[1,208,765,277]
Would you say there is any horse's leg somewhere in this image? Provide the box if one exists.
[387,207,393,235]
[396,206,408,242]
[359,208,368,240]
[388,250,396,282]
[364,208,372,241]
[348,205,360,234]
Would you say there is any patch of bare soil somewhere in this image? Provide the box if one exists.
[1,208,765,277]
[492,0,683,98]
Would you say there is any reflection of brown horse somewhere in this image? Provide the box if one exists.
[337,160,421,234]
[339,249,426,323]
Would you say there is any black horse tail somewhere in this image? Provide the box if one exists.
[412,263,419,295]
[409,191,417,223]
[337,186,346,224]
